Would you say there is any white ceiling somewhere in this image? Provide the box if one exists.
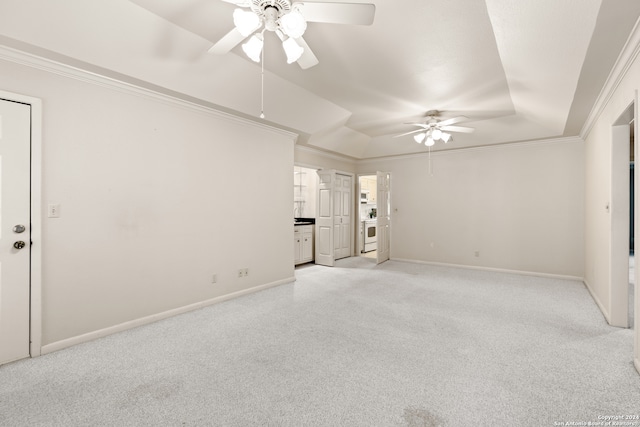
[1,0,639,159]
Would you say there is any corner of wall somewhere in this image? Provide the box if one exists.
[582,278,611,324]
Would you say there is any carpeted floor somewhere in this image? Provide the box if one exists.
[1,258,638,426]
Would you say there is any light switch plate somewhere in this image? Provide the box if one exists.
[48,203,61,218]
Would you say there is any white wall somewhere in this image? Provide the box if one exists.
[1,57,296,348]
[359,139,585,278]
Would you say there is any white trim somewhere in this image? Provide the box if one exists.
[294,144,357,164]
[357,136,584,165]
[583,278,612,325]
[636,91,640,376]
[395,257,615,328]
[0,89,43,358]
[581,17,640,140]
[609,121,632,328]
[0,45,297,141]
[41,276,295,355]
[294,161,322,171]
[391,257,584,282]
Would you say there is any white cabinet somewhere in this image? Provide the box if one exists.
[294,224,314,265]
[360,177,377,202]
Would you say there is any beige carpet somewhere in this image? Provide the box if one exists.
[0,258,638,426]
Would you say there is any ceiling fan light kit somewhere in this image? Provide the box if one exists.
[233,8,261,36]
[279,8,307,38]
[398,111,473,149]
[232,2,308,65]
[242,33,264,62]
[413,129,452,145]
[282,37,304,63]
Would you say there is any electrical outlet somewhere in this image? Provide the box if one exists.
[474,251,480,257]
[212,274,217,284]
[238,269,243,278]
[243,268,249,277]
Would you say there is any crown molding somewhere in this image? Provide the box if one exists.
[580,17,640,139]
[357,136,584,165]
[0,43,298,141]
[294,144,357,164]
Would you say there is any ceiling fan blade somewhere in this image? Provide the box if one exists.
[208,27,248,54]
[403,123,430,128]
[295,36,319,69]
[295,2,375,25]
[393,129,425,138]
[130,0,236,45]
[437,116,468,127]
[440,125,475,133]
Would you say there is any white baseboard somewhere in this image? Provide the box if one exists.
[582,277,612,325]
[392,258,620,327]
[41,276,295,356]
[391,258,584,282]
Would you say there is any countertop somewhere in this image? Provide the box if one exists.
[294,218,315,226]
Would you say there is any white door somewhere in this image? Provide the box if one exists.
[334,174,351,260]
[376,171,391,264]
[315,170,353,266]
[0,98,31,365]
[316,170,335,266]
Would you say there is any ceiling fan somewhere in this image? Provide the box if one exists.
[211,0,376,69]
[395,111,475,146]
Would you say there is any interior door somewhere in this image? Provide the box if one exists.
[0,98,31,365]
[376,171,391,264]
[315,169,335,266]
[334,174,351,260]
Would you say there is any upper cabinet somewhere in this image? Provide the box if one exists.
[294,166,318,218]
[360,176,377,203]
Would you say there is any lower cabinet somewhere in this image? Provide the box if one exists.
[294,225,314,265]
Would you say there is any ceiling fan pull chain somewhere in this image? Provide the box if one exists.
[260,45,265,119]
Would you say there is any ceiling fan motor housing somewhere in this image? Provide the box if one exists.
[251,0,294,32]
[251,0,291,16]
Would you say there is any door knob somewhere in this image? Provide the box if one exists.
[13,241,26,250]
[13,224,26,233]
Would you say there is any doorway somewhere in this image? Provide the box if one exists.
[358,174,378,259]
[357,171,390,265]
[630,120,635,329]
[612,102,635,329]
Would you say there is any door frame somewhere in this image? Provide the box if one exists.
[611,101,635,328]
[375,171,391,264]
[0,90,43,358]
[357,174,374,256]
[630,93,640,376]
